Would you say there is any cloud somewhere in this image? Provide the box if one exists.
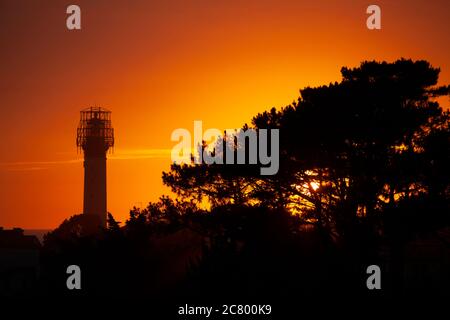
[5,167,47,172]
[0,149,172,171]
[0,160,81,167]
[0,159,82,172]
[109,148,172,160]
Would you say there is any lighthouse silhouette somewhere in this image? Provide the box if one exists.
[77,107,114,227]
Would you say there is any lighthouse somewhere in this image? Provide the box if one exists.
[76,107,114,227]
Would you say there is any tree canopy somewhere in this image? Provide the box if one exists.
[163,59,450,239]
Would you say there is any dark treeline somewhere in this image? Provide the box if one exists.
[40,59,449,300]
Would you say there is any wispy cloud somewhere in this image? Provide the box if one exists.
[5,167,47,172]
[110,148,172,160]
[0,149,172,172]
[0,160,81,167]
[0,159,81,172]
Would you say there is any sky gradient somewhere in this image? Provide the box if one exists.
[0,0,449,228]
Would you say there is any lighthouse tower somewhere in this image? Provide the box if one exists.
[76,107,114,227]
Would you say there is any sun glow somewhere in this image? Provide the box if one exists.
[310,182,320,191]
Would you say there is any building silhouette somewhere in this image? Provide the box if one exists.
[0,228,40,296]
[76,107,114,227]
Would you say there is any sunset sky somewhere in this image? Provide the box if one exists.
[0,0,449,228]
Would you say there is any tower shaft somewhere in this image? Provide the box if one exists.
[83,150,107,226]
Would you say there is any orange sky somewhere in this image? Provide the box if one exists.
[0,0,449,228]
